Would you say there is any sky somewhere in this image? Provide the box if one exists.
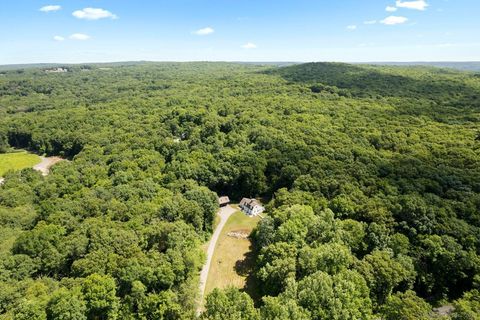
[0,0,479,64]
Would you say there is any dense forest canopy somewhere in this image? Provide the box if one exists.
[0,62,479,319]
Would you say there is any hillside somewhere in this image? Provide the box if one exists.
[0,62,479,319]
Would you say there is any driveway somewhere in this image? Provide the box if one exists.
[198,205,237,312]
[33,156,63,176]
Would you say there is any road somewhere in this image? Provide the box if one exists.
[197,205,237,313]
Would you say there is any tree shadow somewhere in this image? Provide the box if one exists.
[234,243,263,306]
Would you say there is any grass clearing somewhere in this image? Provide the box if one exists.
[0,151,41,176]
[205,209,262,296]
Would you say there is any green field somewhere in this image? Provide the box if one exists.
[0,151,41,176]
[205,209,262,296]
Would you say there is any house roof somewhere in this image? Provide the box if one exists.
[218,196,230,205]
[240,198,263,209]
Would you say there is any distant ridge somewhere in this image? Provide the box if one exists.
[363,61,480,72]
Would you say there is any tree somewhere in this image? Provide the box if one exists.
[0,129,9,153]
[297,243,354,277]
[137,290,184,320]
[380,291,432,320]
[356,250,416,306]
[452,289,480,320]
[202,288,259,320]
[82,274,119,320]
[297,270,373,320]
[13,299,47,320]
[260,296,310,320]
[256,242,297,296]
[46,288,87,320]
[12,222,67,275]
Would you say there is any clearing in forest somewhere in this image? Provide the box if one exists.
[0,151,41,176]
[205,208,262,296]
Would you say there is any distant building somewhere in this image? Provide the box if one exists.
[218,196,230,207]
[239,198,265,216]
[45,67,68,73]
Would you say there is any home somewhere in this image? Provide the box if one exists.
[239,198,265,216]
[218,196,230,207]
[45,67,68,73]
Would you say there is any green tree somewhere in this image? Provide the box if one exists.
[257,242,297,296]
[260,296,311,320]
[356,250,416,306]
[82,273,119,320]
[380,290,432,320]
[297,243,354,277]
[13,299,47,320]
[202,288,259,320]
[297,270,373,320]
[13,222,67,275]
[452,290,480,320]
[46,288,87,320]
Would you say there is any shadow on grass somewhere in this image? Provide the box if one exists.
[234,243,263,306]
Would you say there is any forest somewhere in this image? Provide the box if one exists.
[0,62,479,319]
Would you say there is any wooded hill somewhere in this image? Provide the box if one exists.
[0,62,479,319]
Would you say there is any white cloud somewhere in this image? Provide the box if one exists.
[364,20,377,25]
[386,6,398,12]
[69,33,90,40]
[396,0,429,10]
[347,25,357,30]
[242,42,257,49]
[53,36,65,41]
[381,16,409,25]
[193,27,214,35]
[40,5,61,12]
[72,8,118,20]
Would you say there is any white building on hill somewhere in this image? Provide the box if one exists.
[239,198,265,216]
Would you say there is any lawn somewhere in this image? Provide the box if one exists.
[0,151,41,176]
[205,209,262,296]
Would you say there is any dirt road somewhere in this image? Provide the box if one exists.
[33,156,63,176]
[198,205,237,313]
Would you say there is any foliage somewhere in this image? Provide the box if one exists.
[0,62,479,318]
[202,288,259,320]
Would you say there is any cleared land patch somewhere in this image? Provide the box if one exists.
[0,151,41,176]
[205,210,262,295]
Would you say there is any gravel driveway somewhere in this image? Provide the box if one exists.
[33,156,63,176]
[198,205,237,312]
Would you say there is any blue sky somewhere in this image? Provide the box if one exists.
[0,0,479,64]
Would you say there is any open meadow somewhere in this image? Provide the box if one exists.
[0,151,41,176]
[205,209,262,295]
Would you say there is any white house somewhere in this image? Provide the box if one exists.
[239,198,265,216]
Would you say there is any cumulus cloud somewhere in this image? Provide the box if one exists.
[73,8,118,20]
[364,20,377,25]
[386,6,398,12]
[242,42,257,49]
[40,5,61,12]
[381,16,409,25]
[193,27,215,35]
[53,35,65,41]
[347,25,357,30]
[69,33,90,40]
[396,0,428,10]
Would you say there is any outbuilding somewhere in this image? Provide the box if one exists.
[218,196,230,207]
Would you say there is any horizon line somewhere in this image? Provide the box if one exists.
[1,60,480,67]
